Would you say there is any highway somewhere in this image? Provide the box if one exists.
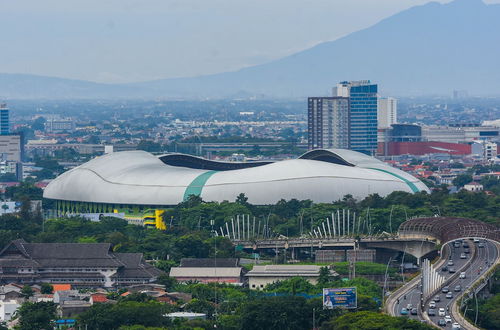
[390,238,498,329]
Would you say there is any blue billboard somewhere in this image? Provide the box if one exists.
[323,287,357,309]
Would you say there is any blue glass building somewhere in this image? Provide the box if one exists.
[334,81,378,155]
[0,104,9,135]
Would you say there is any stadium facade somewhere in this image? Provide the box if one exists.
[44,149,428,220]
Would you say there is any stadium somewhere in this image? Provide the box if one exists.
[43,148,429,225]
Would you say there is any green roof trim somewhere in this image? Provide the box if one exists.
[369,168,420,193]
[183,170,218,201]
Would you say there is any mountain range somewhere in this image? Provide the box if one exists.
[1,0,499,99]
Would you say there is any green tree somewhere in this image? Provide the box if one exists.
[235,193,249,206]
[317,266,332,287]
[16,302,57,330]
[239,296,311,330]
[184,298,215,318]
[452,174,473,187]
[320,311,434,330]
[156,274,178,291]
[40,283,53,294]
[20,285,34,299]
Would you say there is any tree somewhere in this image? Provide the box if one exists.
[452,174,473,188]
[16,302,57,330]
[184,298,215,318]
[40,283,53,294]
[235,193,249,206]
[317,266,332,287]
[156,274,178,291]
[320,311,434,330]
[137,140,162,153]
[239,296,311,330]
[20,285,34,299]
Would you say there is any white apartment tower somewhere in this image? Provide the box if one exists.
[377,97,397,129]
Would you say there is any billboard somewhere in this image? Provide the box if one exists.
[323,287,357,309]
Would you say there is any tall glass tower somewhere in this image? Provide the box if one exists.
[0,103,9,135]
[334,81,378,155]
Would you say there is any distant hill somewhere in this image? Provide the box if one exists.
[1,0,499,99]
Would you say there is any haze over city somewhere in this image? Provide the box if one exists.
[0,1,499,329]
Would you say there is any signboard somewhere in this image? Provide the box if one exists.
[323,287,357,309]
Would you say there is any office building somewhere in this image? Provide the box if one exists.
[307,97,349,149]
[0,104,9,135]
[378,97,397,129]
[333,81,378,155]
[0,135,21,162]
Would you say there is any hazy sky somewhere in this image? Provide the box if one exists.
[1,0,498,83]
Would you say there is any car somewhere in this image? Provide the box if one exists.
[478,243,485,248]
[406,303,413,310]
[438,319,446,327]
[428,308,436,316]
[447,260,454,266]
[400,307,408,315]
[463,243,469,248]
[473,238,480,243]
[441,266,448,272]
[460,253,467,259]
[429,301,436,308]
[460,272,466,279]
[438,308,446,316]
[411,308,418,315]
[434,295,441,302]
[449,268,456,273]
[446,292,453,299]
[442,287,450,293]
[452,322,461,329]
[464,248,470,254]
[454,285,462,292]
[445,315,452,323]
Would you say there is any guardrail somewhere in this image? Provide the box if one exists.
[420,242,477,328]
[453,241,500,330]
[384,245,450,316]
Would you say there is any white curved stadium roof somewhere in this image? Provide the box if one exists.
[43,149,429,205]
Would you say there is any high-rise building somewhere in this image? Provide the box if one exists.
[307,97,350,150]
[333,81,378,155]
[0,103,9,135]
[378,97,397,129]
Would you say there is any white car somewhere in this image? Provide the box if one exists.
[445,315,452,323]
[438,308,446,316]
[429,301,436,308]
[452,322,461,329]
[459,272,466,279]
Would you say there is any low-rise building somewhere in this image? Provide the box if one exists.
[169,258,243,285]
[0,240,163,288]
[0,299,20,322]
[245,265,337,290]
[463,182,484,192]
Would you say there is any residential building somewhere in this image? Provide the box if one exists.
[44,118,76,133]
[463,182,483,192]
[0,240,163,287]
[0,300,19,322]
[377,97,397,129]
[307,97,350,149]
[0,104,9,135]
[245,265,338,290]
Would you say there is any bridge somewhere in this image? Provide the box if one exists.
[225,216,500,261]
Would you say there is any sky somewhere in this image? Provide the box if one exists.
[1,0,499,83]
